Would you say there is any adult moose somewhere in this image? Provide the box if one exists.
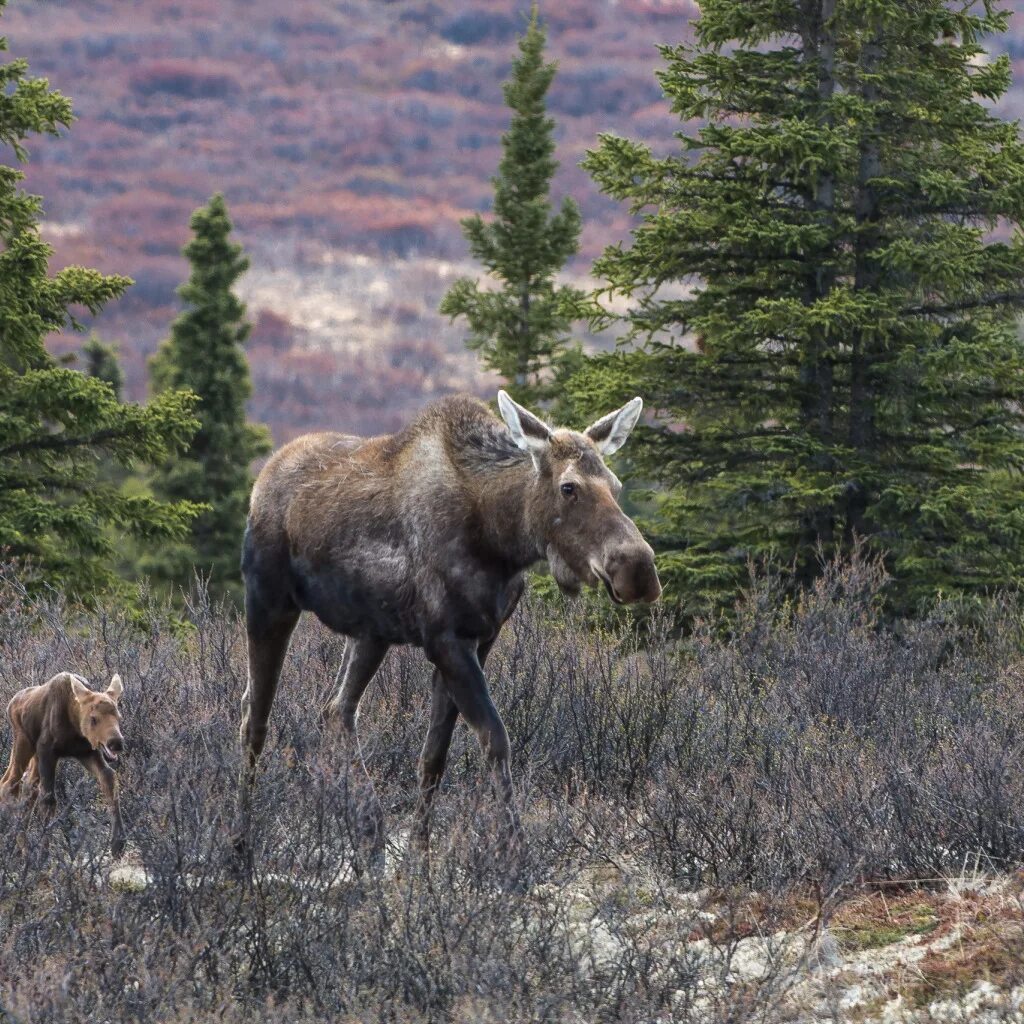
[234,391,660,862]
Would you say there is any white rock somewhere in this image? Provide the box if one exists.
[108,864,151,893]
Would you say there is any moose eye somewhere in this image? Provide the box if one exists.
[90,715,98,727]
[560,482,576,497]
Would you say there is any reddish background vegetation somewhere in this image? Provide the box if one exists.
[5,0,1024,439]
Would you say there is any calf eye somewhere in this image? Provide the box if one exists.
[560,482,576,497]
[90,715,98,727]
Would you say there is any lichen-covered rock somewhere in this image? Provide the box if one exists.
[108,863,152,893]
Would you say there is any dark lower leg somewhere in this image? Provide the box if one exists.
[323,636,389,736]
[234,607,298,860]
[239,614,299,763]
[84,754,124,857]
[414,669,459,846]
[323,635,389,853]
[36,747,57,821]
[427,637,520,842]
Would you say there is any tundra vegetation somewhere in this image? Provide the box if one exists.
[1,557,1023,1022]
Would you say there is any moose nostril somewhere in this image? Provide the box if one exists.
[636,561,662,603]
[604,544,661,604]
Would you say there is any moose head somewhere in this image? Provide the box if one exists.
[497,390,662,604]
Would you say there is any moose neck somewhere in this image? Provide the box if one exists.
[471,458,549,574]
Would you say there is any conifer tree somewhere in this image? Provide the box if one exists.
[576,0,1024,617]
[82,335,124,400]
[440,4,584,406]
[148,194,271,601]
[0,3,200,601]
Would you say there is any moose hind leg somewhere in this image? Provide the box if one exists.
[323,635,389,736]
[233,595,299,865]
[240,610,299,767]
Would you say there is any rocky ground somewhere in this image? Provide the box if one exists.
[104,838,1024,1023]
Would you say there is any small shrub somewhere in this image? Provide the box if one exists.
[0,555,1022,1020]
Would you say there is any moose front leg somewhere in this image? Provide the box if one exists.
[414,667,459,849]
[35,746,58,821]
[415,636,501,848]
[425,636,520,844]
[82,753,125,858]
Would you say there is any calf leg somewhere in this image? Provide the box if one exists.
[82,753,125,858]
[233,596,299,864]
[24,756,39,797]
[323,635,389,853]
[0,732,34,801]
[426,637,520,842]
[35,746,58,822]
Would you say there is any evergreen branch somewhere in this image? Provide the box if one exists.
[0,426,124,458]
[903,291,1024,318]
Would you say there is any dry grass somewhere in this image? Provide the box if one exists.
[0,556,1022,1021]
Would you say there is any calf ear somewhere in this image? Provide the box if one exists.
[106,674,123,702]
[585,397,644,456]
[69,675,91,704]
[497,390,552,454]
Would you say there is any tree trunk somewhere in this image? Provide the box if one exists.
[516,281,530,391]
[847,24,883,544]
[798,0,837,576]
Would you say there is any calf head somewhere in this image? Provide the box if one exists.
[498,391,662,604]
[70,674,125,766]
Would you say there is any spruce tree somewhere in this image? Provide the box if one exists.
[0,3,200,602]
[148,194,271,601]
[82,335,124,400]
[577,0,1024,617]
[440,4,584,407]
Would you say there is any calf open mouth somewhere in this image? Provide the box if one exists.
[99,744,120,766]
[593,567,624,605]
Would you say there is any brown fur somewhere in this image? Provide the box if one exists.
[234,393,660,862]
[1,672,126,857]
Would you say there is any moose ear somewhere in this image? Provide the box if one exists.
[69,675,91,704]
[106,674,123,702]
[585,397,644,456]
[497,390,553,454]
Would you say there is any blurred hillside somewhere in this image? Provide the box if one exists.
[5,0,1024,439]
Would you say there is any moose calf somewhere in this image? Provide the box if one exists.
[1,672,126,857]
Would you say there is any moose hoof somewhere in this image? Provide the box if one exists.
[226,832,254,880]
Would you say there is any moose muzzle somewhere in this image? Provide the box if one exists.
[592,541,662,605]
